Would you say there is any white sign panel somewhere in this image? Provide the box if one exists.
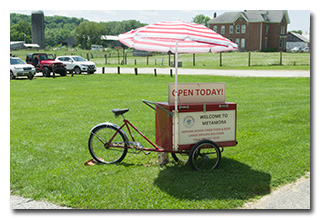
[179,110,236,145]
[169,82,226,104]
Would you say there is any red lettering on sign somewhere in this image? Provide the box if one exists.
[172,88,224,97]
[172,89,194,97]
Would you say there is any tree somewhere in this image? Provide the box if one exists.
[75,21,105,49]
[10,20,32,43]
[192,14,211,27]
[10,13,86,47]
[291,30,303,35]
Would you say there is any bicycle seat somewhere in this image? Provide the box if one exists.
[112,108,129,118]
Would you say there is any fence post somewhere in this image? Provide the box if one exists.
[219,52,222,67]
[248,52,251,66]
[154,69,157,77]
[105,54,107,64]
[117,66,120,74]
[102,67,105,74]
[170,69,173,77]
[147,55,149,65]
[193,53,195,66]
[280,51,283,65]
[134,68,138,75]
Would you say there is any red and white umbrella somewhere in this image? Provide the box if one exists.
[119,21,238,53]
[119,21,238,149]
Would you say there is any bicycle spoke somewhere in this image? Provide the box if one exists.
[91,131,107,145]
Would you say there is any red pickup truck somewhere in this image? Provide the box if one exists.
[26,53,67,77]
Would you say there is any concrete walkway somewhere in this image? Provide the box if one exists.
[10,196,71,209]
[96,67,310,77]
[240,173,310,209]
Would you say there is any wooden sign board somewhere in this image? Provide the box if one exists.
[168,82,226,104]
[179,109,236,144]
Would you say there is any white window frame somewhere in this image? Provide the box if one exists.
[241,38,245,48]
[235,38,240,46]
[221,25,225,34]
[281,26,286,35]
[236,25,240,34]
[229,25,234,34]
[241,25,246,34]
[213,25,217,32]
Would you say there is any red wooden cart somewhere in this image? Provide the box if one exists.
[88,83,237,171]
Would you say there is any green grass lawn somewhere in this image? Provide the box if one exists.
[10,73,310,209]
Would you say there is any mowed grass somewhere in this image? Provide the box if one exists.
[10,73,310,209]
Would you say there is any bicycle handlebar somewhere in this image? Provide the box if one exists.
[142,100,173,117]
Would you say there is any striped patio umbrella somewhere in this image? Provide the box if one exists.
[119,21,238,149]
[119,21,238,53]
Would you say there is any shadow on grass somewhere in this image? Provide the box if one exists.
[154,157,271,201]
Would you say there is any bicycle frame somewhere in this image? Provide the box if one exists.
[111,118,168,153]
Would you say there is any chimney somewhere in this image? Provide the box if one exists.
[214,12,217,18]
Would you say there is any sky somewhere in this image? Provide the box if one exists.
[10,9,310,32]
[10,9,310,33]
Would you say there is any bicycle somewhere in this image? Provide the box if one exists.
[88,100,226,171]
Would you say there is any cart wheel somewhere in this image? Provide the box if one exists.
[189,140,221,171]
[171,153,189,163]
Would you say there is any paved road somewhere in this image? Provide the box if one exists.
[96,67,310,77]
[34,68,310,78]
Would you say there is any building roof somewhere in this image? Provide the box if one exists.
[288,32,309,43]
[101,35,119,41]
[23,44,40,48]
[209,10,290,24]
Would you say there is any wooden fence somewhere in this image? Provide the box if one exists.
[57,50,310,68]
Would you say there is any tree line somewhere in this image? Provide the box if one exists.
[10,13,146,49]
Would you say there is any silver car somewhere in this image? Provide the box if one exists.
[56,56,96,74]
[10,57,36,80]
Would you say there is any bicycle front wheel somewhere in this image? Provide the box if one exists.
[88,124,128,164]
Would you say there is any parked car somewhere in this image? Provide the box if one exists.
[55,56,96,74]
[10,57,36,80]
[26,53,67,77]
[290,47,302,52]
[302,47,310,52]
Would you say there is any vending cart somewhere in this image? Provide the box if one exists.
[155,82,237,152]
[88,82,237,171]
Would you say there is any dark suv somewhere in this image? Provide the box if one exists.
[26,53,67,77]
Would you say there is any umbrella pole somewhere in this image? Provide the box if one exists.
[173,40,179,151]
[174,41,178,112]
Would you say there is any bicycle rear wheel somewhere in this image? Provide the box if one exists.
[88,124,128,164]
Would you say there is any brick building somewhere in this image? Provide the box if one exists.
[208,10,290,52]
